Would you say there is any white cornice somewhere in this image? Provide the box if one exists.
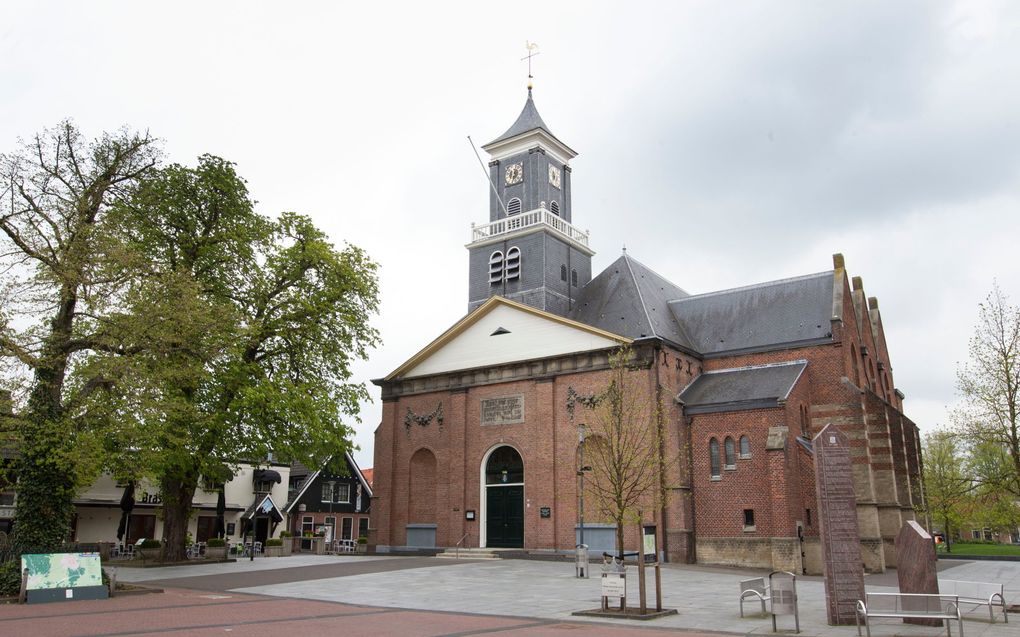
[482,129,577,165]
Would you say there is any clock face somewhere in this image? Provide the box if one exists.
[505,163,523,186]
[548,164,561,189]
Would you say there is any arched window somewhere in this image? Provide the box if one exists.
[560,264,567,281]
[505,247,521,280]
[709,438,720,479]
[571,269,578,287]
[488,250,503,284]
[485,446,524,484]
[800,405,809,436]
[739,435,751,459]
[724,437,736,468]
[507,197,522,216]
[550,200,560,216]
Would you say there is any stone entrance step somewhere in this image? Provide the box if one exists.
[435,548,507,560]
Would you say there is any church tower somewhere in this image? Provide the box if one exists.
[467,88,594,315]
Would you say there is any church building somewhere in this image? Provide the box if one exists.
[371,88,924,574]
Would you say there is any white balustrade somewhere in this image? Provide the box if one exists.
[470,206,589,248]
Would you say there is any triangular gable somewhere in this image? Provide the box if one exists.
[387,296,629,380]
[245,494,283,523]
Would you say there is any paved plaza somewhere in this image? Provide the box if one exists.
[4,554,1020,636]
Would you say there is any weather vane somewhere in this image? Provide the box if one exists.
[522,41,540,90]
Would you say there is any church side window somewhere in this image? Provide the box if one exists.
[560,264,567,281]
[505,247,521,280]
[550,200,560,216]
[571,269,578,287]
[724,437,736,469]
[709,438,720,479]
[739,435,751,459]
[507,197,522,216]
[488,251,504,284]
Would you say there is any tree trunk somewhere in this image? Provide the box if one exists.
[160,473,198,562]
[616,518,626,559]
[944,514,952,553]
[14,331,76,552]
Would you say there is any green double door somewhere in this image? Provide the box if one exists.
[486,485,524,548]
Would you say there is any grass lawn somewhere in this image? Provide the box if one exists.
[937,542,1020,556]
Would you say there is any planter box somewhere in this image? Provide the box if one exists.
[281,540,293,556]
[205,546,227,559]
[356,544,368,554]
[264,545,282,557]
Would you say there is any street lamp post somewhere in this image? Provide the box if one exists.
[578,423,587,549]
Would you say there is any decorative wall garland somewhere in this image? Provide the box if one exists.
[565,386,601,421]
[405,402,444,436]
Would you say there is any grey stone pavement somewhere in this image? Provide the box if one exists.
[117,555,1020,636]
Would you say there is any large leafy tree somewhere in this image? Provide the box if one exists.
[954,284,1020,498]
[0,122,159,550]
[106,156,380,561]
[921,430,974,550]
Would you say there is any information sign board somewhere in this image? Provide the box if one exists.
[601,574,626,599]
[21,552,108,604]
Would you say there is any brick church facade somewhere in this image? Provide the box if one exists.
[370,89,924,573]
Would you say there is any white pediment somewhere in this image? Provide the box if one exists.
[393,298,628,380]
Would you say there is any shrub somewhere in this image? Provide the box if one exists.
[139,539,161,549]
[265,539,283,547]
[357,536,368,544]
[206,538,226,548]
[279,531,292,538]
[0,561,21,597]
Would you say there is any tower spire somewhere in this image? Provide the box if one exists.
[522,41,539,91]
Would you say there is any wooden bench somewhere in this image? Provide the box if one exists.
[939,579,1008,623]
[739,576,770,617]
[856,593,962,637]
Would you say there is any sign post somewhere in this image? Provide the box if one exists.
[769,570,800,634]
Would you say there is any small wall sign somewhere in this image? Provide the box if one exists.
[539,507,551,518]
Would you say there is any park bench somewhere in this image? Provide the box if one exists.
[938,579,1008,623]
[739,576,770,617]
[856,593,962,637]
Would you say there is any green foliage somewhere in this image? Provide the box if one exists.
[96,155,380,560]
[357,536,368,544]
[206,538,226,547]
[139,539,161,549]
[954,284,1020,499]
[0,560,21,597]
[265,538,283,547]
[279,531,292,538]
[936,542,1020,556]
[0,122,161,551]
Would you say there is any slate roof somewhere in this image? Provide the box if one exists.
[677,360,807,414]
[486,89,560,147]
[569,254,695,351]
[668,271,835,356]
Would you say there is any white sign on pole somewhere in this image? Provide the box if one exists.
[601,575,626,599]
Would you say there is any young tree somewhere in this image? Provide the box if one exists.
[954,284,1020,498]
[921,430,974,551]
[105,156,380,561]
[573,346,670,558]
[0,122,159,550]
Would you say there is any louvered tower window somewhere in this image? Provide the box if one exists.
[507,197,522,216]
[550,200,559,216]
[505,247,521,280]
[488,251,504,284]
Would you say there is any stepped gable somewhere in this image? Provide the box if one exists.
[677,360,807,414]
[569,253,694,351]
[669,270,835,356]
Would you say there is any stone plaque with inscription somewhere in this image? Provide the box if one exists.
[813,424,865,625]
[897,520,942,626]
[480,395,524,425]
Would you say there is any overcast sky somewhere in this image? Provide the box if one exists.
[3,1,1019,469]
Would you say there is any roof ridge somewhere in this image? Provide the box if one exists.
[672,270,834,302]
[622,255,655,337]
[621,253,691,296]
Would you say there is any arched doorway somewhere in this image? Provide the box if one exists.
[482,446,524,548]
